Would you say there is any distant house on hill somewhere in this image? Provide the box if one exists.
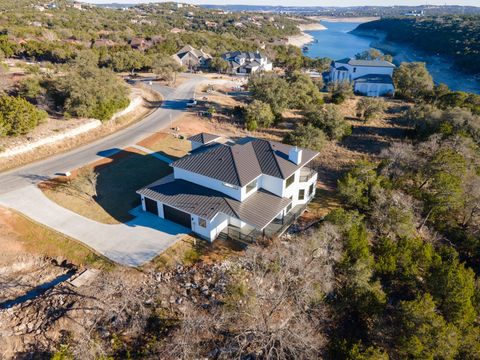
[330,58,396,97]
[130,37,151,50]
[221,51,272,75]
[172,45,212,70]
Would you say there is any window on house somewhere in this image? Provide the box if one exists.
[299,189,305,200]
[309,184,314,196]
[246,180,257,193]
[353,67,357,73]
[198,218,206,228]
[285,174,295,188]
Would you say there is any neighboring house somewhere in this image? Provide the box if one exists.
[330,58,396,97]
[137,134,319,242]
[221,51,273,75]
[130,37,151,50]
[172,45,212,70]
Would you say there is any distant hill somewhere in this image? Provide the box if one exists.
[201,4,480,16]
[353,16,480,76]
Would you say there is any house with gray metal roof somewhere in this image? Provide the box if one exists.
[172,45,212,70]
[221,50,273,75]
[330,58,396,97]
[137,135,319,242]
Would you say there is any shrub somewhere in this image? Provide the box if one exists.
[48,65,129,121]
[283,124,326,151]
[305,104,351,140]
[244,100,274,131]
[0,95,47,136]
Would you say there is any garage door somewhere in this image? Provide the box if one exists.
[163,205,192,229]
[145,198,158,215]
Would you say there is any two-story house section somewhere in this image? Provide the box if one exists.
[137,134,318,242]
[330,58,396,97]
[221,51,273,74]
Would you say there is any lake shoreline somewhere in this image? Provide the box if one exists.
[287,22,326,48]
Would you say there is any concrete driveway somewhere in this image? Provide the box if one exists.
[0,186,189,267]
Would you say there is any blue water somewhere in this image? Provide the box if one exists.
[303,21,480,94]
[303,21,374,60]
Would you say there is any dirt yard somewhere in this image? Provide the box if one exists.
[137,132,191,160]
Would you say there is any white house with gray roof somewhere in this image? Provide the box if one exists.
[330,58,396,97]
[137,133,318,242]
[221,51,273,75]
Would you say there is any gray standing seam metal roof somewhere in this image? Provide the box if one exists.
[137,179,291,230]
[172,138,318,187]
[187,133,220,144]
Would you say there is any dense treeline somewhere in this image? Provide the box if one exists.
[355,16,480,75]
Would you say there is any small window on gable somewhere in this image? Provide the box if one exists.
[199,218,206,228]
[246,179,257,193]
[286,174,295,188]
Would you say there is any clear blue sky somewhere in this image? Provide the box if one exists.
[84,0,480,6]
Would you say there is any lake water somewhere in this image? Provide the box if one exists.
[303,21,480,94]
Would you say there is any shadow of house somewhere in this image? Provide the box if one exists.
[92,149,173,223]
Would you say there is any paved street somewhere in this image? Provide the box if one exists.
[0,76,204,195]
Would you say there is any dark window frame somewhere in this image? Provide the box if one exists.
[285,174,295,188]
[299,189,305,200]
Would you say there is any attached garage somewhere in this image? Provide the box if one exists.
[145,198,158,215]
[163,205,192,229]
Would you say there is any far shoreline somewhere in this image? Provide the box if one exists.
[287,17,377,48]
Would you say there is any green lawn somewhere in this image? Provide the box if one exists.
[42,150,172,224]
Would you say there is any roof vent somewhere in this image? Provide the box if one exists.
[289,146,302,165]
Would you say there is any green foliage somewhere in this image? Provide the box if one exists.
[397,293,459,359]
[209,56,229,73]
[0,95,47,136]
[51,344,74,360]
[248,72,290,119]
[428,249,476,326]
[283,123,325,151]
[152,56,183,82]
[337,161,385,211]
[328,80,354,104]
[244,100,274,131]
[287,71,323,110]
[305,103,351,140]
[355,48,393,63]
[17,76,44,103]
[48,65,129,121]
[393,62,434,101]
[356,97,386,121]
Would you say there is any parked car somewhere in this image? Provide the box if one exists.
[186,99,197,107]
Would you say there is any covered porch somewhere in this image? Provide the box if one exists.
[219,203,308,244]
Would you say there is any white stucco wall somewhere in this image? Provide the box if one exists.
[191,212,229,241]
[174,167,242,200]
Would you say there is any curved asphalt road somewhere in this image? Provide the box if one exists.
[0,76,205,195]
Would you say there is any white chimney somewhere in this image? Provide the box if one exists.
[289,146,302,165]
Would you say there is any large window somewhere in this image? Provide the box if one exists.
[198,218,206,228]
[285,174,295,188]
[309,184,314,196]
[246,179,257,193]
[299,189,305,200]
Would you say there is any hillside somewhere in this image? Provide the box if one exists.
[353,16,480,76]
